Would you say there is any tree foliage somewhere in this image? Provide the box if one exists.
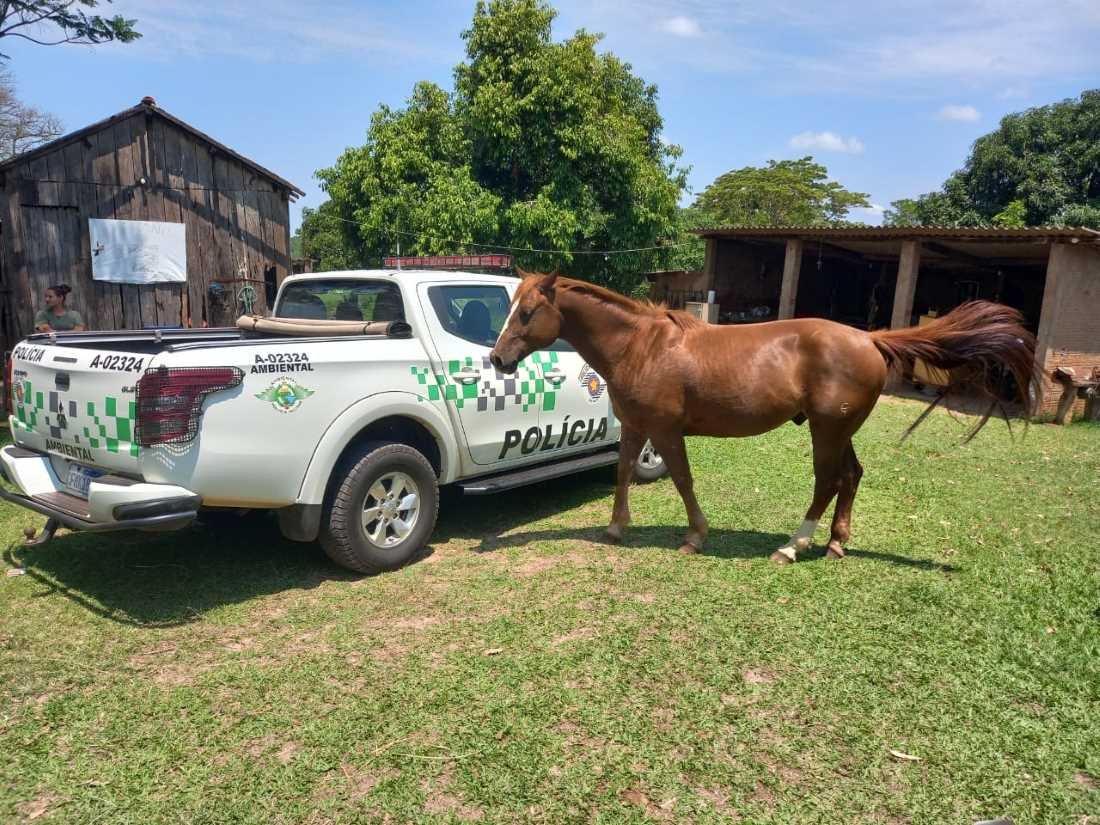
[0,1,140,58]
[308,0,685,291]
[299,201,358,273]
[692,157,871,227]
[0,67,60,158]
[885,89,1100,228]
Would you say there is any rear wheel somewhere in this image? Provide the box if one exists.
[634,439,668,482]
[320,441,439,574]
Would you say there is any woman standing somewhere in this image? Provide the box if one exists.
[34,284,85,333]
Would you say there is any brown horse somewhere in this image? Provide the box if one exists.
[489,271,1037,562]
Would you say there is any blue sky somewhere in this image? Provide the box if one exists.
[12,0,1100,232]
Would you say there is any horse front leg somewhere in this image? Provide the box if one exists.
[605,426,645,543]
[649,432,708,554]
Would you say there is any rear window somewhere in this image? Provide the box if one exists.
[275,280,405,323]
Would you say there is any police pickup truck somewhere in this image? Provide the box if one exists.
[1,270,664,573]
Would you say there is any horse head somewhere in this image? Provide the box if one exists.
[489,269,562,374]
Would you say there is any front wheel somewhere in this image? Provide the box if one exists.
[320,442,439,574]
[634,439,668,482]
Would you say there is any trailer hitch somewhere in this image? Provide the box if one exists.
[23,518,60,547]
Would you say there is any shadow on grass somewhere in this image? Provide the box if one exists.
[462,523,958,573]
[2,466,953,627]
[0,468,617,628]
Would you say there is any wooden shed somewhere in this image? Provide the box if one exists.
[0,96,303,356]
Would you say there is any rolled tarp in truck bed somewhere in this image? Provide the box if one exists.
[236,316,412,338]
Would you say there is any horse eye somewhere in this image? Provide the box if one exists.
[519,309,534,325]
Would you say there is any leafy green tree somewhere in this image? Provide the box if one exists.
[885,90,1100,228]
[0,1,140,58]
[692,157,870,227]
[314,0,685,292]
[299,201,360,272]
[992,199,1027,228]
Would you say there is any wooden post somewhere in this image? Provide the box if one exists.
[778,238,803,320]
[702,237,718,294]
[890,240,921,329]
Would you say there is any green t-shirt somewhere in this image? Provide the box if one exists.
[34,308,84,331]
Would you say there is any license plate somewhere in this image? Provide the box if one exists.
[65,464,103,499]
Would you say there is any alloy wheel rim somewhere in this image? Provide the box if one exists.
[638,441,662,470]
[361,471,421,548]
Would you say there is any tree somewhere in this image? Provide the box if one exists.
[299,201,361,272]
[885,90,1100,228]
[0,1,139,58]
[692,157,870,227]
[0,67,61,158]
[314,0,685,292]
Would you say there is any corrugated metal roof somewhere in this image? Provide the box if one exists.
[0,99,305,198]
[691,225,1100,242]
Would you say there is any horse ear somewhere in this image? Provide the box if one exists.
[515,266,530,279]
[539,271,558,296]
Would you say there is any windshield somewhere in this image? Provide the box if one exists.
[275,280,405,323]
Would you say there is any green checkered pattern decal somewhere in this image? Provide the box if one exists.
[13,379,139,457]
[412,352,560,413]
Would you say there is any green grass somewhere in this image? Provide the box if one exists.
[1,400,1098,824]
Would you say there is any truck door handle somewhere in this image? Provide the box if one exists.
[452,369,481,385]
[542,369,567,385]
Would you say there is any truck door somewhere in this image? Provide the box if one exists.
[416,282,549,468]
[538,344,621,458]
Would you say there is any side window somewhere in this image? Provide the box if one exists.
[427,285,511,348]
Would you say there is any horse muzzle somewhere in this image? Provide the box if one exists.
[489,351,518,374]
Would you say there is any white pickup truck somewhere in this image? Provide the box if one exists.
[2,270,664,572]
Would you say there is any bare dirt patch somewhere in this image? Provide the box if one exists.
[619,787,675,821]
[696,786,740,821]
[276,741,301,765]
[742,668,775,685]
[551,626,597,647]
[420,764,484,821]
[17,793,64,822]
[1073,770,1098,791]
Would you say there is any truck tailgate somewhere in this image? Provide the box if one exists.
[10,342,145,476]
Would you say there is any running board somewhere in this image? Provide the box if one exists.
[459,449,619,495]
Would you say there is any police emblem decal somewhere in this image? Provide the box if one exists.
[578,363,607,403]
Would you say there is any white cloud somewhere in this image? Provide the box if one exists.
[563,0,1100,92]
[106,0,440,63]
[657,16,703,37]
[936,104,980,122]
[788,131,865,154]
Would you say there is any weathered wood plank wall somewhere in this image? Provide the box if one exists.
[0,111,292,355]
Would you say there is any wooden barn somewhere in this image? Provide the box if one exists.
[0,96,303,356]
[667,225,1100,421]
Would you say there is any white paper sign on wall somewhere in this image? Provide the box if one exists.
[89,219,187,284]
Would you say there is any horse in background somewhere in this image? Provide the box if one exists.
[490,271,1037,562]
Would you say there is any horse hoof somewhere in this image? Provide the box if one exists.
[604,527,624,545]
[825,545,845,560]
[769,550,794,565]
[678,543,699,555]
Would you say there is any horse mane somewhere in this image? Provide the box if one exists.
[555,277,704,329]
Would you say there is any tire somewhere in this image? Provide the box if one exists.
[320,441,439,574]
[633,439,668,483]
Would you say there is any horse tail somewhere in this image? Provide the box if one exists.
[870,301,1038,440]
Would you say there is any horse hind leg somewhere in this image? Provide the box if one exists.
[649,432,708,554]
[824,442,863,560]
[770,425,846,564]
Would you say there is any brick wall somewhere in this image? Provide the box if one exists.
[1032,243,1100,419]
